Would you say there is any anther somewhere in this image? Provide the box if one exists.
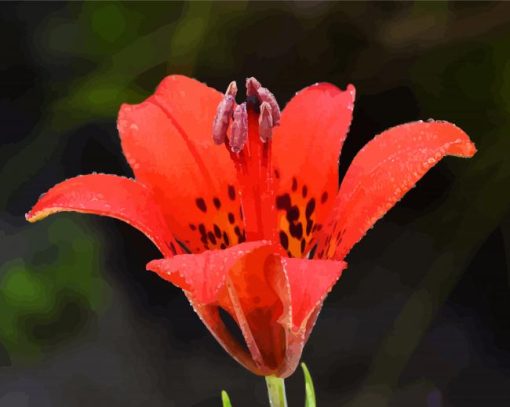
[212,81,237,144]
[225,80,238,97]
[230,103,248,153]
[257,87,281,125]
[258,102,273,142]
[246,77,261,98]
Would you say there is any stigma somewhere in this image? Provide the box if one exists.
[212,77,281,153]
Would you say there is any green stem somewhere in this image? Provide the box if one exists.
[265,376,288,407]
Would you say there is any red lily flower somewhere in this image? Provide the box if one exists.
[26,75,476,378]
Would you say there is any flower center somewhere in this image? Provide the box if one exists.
[212,77,281,243]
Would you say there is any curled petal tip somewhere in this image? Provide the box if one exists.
[460,138,477,158]
[427,120,477,158]
[230,103,248,153]
[346,83,356,97]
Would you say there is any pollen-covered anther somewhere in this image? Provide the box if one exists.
[212,81,238,145]
[245,77,281,126]
[258,102,273,142]
[230,102,248,153]
[246,77,261,98]
[225,80,238,98]
[256,87,281,126]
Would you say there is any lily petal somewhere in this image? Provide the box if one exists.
[118,75,243,254]
[147,241,346,378]
[147,241,281,375]
[316,120,477,260]
[272,83,355,257]
[283,257,346,331]
[274,256,346,378]
[146,241,270,305]
[26,174,178,257]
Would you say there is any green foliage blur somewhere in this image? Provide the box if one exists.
[0,218,105,361]
[2,2,510,405]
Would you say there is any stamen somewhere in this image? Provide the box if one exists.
[212,81,238,144]
[212,77,280,245]
[246,77,261,98]
[226,80,238,97]
[258,102,273,142]
[256,87,281,125]
[230,103,248,153]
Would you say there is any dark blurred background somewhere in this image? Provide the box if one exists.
[1,2,510,406]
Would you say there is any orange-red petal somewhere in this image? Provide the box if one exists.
[147,242,347,377]
[118,75,243,254]
[146,241,270,305]
[316,120,477,260]
[283,257,346,331]
[26,174,178,257]
[147,241,280,375]
[272,83,355,257]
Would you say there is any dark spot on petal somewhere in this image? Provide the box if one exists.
[228,212,235,224]
[279,231,289,250]
[196,198,207,212]
[276,194,291,210]
[291,177,298,192]
[302,185,308,198]
[169,241,177,255]
[223,232,230,246]
[228,185,236,200]
[289,222,303,239]
[238,233,246,243]
[306,219,314,235]
[287,250,293,258]
[308,245,317,259]
[208,231,217,245]
[321,191,329,204]
[189,223,196,231]
[214,224,222,238]
[198,224,207,236]
[306,198,316,218]
[177,240,191,254]
[325,236,332,248]
[286,206,300,222]
[220,243,226,249]
[274,168,280,179]
[213,197,221,209]
[300,239,306,254]
[234,226,242,237]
